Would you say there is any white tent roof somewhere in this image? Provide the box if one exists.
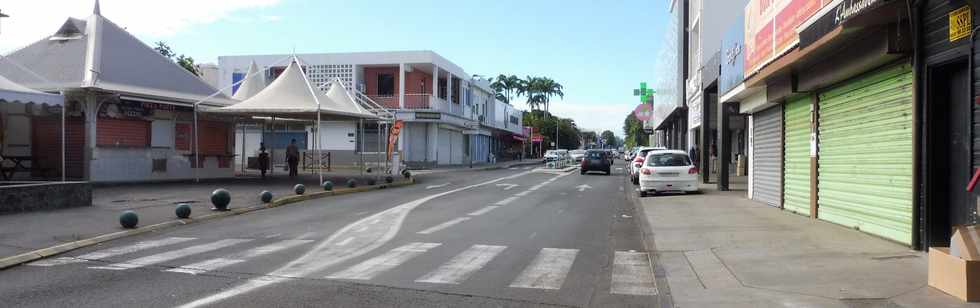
[0,73,64,106]
[231,61,264,100]
[214,60,377,120]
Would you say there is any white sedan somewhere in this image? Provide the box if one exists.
[638,150,699,196]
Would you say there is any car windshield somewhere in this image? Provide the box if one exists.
[588,151,605,159]
[646,153,691,167]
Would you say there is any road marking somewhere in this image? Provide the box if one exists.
[175,171,533,308]
[576,184,593,192]
[335,237,355,246]
[297,232,318,239]
[415,245,506,284]
[467,206,499,216]
[327,242,441,280]
[495,183,519,190]
[425,183,451,189]
[514,190,531,197]
[616,167,624,171]
[495,196,519,205]
[89,239,253,270]
[610,251,658,296]
[509,248,579,290]
[166,240,313,275]
[528,184,545,191]
[523,166,532,170]
[28,237,196,267]
[417,217,471,234]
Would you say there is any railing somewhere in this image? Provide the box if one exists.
[402,93,464,117]
[366,95,399,109]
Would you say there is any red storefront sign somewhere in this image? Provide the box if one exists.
[744,0,829,75]
[531,134,544,142]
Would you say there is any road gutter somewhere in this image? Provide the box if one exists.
[626,176,675,308]
[0,178,416,270]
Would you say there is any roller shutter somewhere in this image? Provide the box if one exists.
[752,105,782,207]
[817,63,913,244]
[783,95,811,215]
[438,128,451,164]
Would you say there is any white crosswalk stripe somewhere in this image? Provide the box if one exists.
[327,242,441,280]
[415,244,506,284]
[610,251,658,296]
[165,240,313,275]
[28,237,196,267]
[509,248,578,290]
[417,217,470,235]
[89,239,253,270]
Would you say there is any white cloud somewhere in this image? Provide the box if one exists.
[0,0,282,52]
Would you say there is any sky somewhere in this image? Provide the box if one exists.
[0,0,668,136]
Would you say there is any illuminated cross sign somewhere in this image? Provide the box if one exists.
[632,82,655,104]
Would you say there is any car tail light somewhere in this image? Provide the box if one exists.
[581,160,587,167]
[634,157,645,163]
[640,168,652,175]
[688,166,699,174]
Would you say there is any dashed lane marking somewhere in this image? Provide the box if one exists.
[417,217,471,235]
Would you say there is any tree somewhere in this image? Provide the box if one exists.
[154,41,199,76]
[600,130,616,148]
[623,112,648,149]
[489,74,521,105]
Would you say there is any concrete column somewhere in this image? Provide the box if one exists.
[84,93,98,181]
[718,101,734,191]
[447,74,453,104]
[398,63,406,108]
[432,65,439,99]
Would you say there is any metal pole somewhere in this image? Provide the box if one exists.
[376,120,381,182]
[240,122,246,176]
[61,96,66,182]
[359,119,364,177]
[193,103,199,182]
[270,117,275,177]
[317,109,323,185]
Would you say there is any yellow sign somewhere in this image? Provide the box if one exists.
[950,6,972,42]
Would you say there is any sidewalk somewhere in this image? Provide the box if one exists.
[0,171,397,261]
[636,184,980,308]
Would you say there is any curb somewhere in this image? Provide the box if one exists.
[0,178,416,270]
[627,177,675,308]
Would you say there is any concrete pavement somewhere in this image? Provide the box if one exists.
[634,182,980,307]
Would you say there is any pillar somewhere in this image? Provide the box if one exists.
[427,122,439,163]
[432,65,439,100]
[718,101,735,191]
[84,93,98,181]
[700,92,711,183]
[398,63,406,108]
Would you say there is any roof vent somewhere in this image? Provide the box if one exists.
[49,18,84,41]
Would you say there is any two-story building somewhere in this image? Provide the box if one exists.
[217,51,525,167]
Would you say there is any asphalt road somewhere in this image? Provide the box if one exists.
[0,163,660,307]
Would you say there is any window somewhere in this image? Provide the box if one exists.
[151,120,174,148]
[645,153,691,167]
[377,74,395,96]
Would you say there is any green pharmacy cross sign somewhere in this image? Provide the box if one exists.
[633,82,655,104]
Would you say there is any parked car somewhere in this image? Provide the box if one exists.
[544,150,561,163]
[569,149,587,162]
[629,147,666,185]
[580,150,612,175]
[637,150,699,196]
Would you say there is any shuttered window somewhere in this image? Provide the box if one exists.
[752,105,782,207]
[817,62,914,245]
[97,118,150,147]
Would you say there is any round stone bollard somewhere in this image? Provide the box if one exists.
[211,189,231,211]
[260,191,273,203]
[402,170,411,179]
[367,178,377,186]
[347,179,357,188]
[175,203,192,219]
[119,211,139,229]
[294,184,306,195]
[322,181,334,191]
[385,176,394,184]
[365,167,373,173]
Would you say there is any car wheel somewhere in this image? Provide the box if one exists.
[639,191,647,197]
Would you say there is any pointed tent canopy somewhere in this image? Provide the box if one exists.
[0,73,64,106]
[214,60,377,120]
[231,61,265,101]
[0,5,235,107]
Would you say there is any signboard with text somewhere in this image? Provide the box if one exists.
[950,6,972,42]
[744,0,830,75]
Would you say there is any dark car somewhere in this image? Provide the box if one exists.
[580,150,612,175]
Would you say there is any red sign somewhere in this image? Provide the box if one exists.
[633,103,653,122]
[387,120,404,161]
[745,0,829,74]
[531,134,544,142]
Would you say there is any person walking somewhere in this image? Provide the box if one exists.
[258,143,270,179]
[286,139,300,178]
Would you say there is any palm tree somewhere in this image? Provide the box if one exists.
[489,74,522,104]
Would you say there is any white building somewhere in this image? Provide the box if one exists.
[218,51,525,167]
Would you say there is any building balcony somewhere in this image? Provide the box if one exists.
[403,93,464,117]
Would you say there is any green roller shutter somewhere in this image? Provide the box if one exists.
[817,62,914,245]
[784,95,811,215]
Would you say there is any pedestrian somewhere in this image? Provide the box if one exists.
[286,139,299,178]
[258,143,270,179]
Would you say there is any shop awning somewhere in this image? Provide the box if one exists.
[0,73,63,106]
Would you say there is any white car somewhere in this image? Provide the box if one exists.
[628,147,667,185]
[569,149,587,162]
[638,150,699,196]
